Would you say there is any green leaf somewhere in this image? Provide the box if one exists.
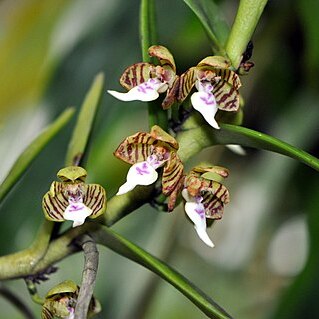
[65,72,105,167]
[95,226,233,319]
[0,108,74,203]
[182,0,229,54]
[177,123,319,172]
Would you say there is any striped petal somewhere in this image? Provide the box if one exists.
[182,189,214,248]
[42,182,69,222]
[119,62,154,90]
[117,161,158,195]
[162,153,184,196]
[108,78,163,102]
[83,184,106,218]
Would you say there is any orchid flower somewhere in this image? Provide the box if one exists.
[183,166,230,247]
[42,166,106,227]
[114,125,184,211]
[42,280,101,319]
[108,45,178,109]
[176,56,242,129]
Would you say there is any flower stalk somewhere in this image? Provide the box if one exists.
[225,0,268,69]
[139,0,168,129]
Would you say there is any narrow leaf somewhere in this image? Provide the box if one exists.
[182,0,229,53]
[0,108,74,203]
[65,72,105,166]
[95,226,233,319]
[178,123,319,172]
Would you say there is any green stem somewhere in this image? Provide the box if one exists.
[225,0,268,68]
[177,121,319,172]
[139,0,168,129]
[24,278,45,305]
[0,220,54,280]
[139,0,156,62]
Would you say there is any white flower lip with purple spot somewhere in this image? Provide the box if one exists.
[107,78,166,102]
[116,154,168,196]
[190,80,220,130]
[63,197,92,228]
[182,188,215,248]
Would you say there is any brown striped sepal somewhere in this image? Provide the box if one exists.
[41,280,101,319]
[148,45,176,73]
[114,125,179,165]
[185,166,230,220]
[42,166,106,225]
[114,125,184,209]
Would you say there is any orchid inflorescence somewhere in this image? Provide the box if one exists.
[108,45,242,129]
[41,45,237,248]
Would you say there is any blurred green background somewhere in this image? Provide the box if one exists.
[0,0,318,318]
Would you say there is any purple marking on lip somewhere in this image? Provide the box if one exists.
[195,207,205,219]
[200,94,216,106]
[137,81,156,94]
[136,164,150,175]
[69,204,84,212]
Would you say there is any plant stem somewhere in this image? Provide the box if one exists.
[24,278,45,305]
[140,0,155,61]
[74,234,99,319]
[0,220,54,280]
[225,0,268,68]
[139,0,168,129]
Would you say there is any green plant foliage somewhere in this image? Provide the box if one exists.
[65,73,105,167]
[0,108,74,203]
[0,1,318,319]
[96,226,233,319]
[182,0,229,53]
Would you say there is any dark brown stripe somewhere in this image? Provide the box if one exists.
[86,185,96,207]
[140,63,145,83]
[132,65,137,87]
[47,196,63,218]
[43,198,56,219]
[91,195,105,216]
